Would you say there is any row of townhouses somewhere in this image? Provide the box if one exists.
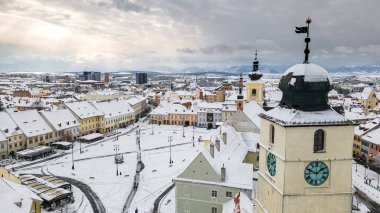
[0,97,147,159]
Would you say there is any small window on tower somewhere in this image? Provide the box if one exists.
[252,89,257,96]
[270,124,275,144]
[314,129,325,152]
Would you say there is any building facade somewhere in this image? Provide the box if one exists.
[255,63,355,213]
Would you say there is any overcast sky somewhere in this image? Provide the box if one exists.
[0,0,379,72]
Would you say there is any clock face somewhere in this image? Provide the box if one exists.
[304,161,329,186]
[266,153,276,176]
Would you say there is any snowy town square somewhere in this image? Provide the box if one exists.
[1,1,380,213]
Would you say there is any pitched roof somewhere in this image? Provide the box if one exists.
[65,102,104,119]
[9,110,53,137]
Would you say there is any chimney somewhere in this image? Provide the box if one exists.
[215,138,220,152]
[221,164,226,182]
[210,143,215,158]
[222,132,227,144]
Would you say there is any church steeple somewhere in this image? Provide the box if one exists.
[248,50,263,81]
[237,73,244,100]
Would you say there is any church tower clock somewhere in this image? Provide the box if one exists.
[255,17,355,213]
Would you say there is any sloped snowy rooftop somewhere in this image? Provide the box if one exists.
[40,109,80,131]
[65,102,104,119]
[9,110,53,137]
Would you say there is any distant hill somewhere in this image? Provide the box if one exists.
[109,64,380,76]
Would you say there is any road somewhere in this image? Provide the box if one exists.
[122,127,144,213]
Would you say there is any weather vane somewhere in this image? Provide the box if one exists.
[295,16,312,64]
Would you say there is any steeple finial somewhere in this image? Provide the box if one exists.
[295,16,312,64]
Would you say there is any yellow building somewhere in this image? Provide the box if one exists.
[255,63,355,213]
[358,87,378,110]
[246,51,264,104]
[353,117,380,159]
[65,102,105,135]
[8,110,53,150]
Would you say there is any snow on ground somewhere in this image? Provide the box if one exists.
[352,161,380,205]
[18,122,216,213]
[158,185,175,213]
[352,195,371,213]
[128,124,217,213]
[139,124,211,150]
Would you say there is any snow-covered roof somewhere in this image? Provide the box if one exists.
[92,99,134,119]
[127,96,146,106]
[344,107,366,121]
[359,87,374,100]
[261,107,353,126]
[40,109,80,131]
[243,101,265,129]
[65,102,104,119]
[175,124,253,190]
[354,118,380,136]
[0,111,23,137]
[9,110,53,137]
[0,178,37,213]
[283,63,332,84]
[362,127,380,145]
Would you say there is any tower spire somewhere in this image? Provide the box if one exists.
[237,73,243,99]
[248,50,263,81]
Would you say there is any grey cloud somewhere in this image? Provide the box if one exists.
[199,44,234,54]
[177,48,197,54]
[90,0,149,13]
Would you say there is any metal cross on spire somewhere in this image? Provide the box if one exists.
[295,16,312,64]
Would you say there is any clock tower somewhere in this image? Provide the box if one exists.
[255,17,355,213]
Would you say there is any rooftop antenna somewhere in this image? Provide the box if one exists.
[295,16,312,64]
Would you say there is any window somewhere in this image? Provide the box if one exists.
[212,190,217,197]
[269,124,275,144]
[212,207,217,213]
[252,89,257,96]
[226,191,232,198]
[314,129,325,152]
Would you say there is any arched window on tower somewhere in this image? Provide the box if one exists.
[269,124,275,144]
[252,89,257,96]
[314,129,325,152]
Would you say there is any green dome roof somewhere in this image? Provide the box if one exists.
[279,63,333,111]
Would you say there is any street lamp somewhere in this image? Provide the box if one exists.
[79,139,82,154]
[151,122,154,135]
[71,142,75,170]
[182,117,185,138]
[169,136,173,164]
[114,144,120,176]
[364,164,368,184]
[192,126,195,147]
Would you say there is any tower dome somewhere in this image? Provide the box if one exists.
[279,63,332,111]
